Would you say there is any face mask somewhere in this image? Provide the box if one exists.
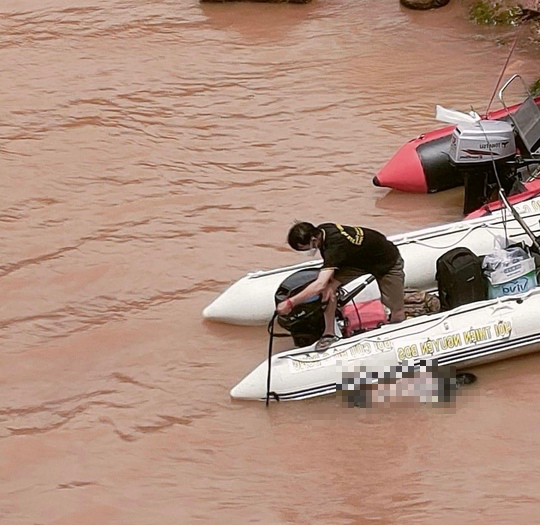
[303,239,318,258]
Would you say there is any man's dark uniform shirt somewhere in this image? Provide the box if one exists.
[317,223,400,278]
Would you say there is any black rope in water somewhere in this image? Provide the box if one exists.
[265,312,279,406]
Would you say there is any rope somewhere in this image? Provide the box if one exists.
[265,312,279,406]
[407,223,500,250]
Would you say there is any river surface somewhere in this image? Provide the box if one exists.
[2,1,540,524]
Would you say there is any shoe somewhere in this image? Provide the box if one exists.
[315,334,340,352]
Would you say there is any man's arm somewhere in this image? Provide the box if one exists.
[276,268,335,315]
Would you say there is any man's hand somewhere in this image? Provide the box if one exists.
[321,287,335,303]
[276,298,293,316]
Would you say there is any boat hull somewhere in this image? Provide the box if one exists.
[230,288,540,401]
[372,97,540,194]
[204,195,540,326]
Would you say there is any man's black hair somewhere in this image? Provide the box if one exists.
[287,222,319,251]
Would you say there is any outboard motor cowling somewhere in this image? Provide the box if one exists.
[274,268,325,348]
[449,120,517,214]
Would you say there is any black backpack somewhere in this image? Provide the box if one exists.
[436,247,487,311]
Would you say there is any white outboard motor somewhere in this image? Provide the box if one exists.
[449,120,517,214]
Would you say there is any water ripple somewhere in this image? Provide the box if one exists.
[1,1,540,523]
[0,280,228,350]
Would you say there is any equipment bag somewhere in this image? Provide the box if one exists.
[436,247,487,311]
[403,290,441,319]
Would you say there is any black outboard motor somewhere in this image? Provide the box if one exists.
[449,120,517,215]
[274,268,325,347]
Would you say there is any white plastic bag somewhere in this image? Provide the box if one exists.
[482,247,529,272]
[482,246,534,285]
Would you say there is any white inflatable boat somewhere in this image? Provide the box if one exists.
[203,194,540,326]
[231,287,540,401]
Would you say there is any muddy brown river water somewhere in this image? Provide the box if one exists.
[2,1,540,523]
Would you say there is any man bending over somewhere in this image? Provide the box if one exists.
[276,222,406,351]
